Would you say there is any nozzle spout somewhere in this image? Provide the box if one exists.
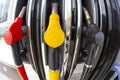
[52,3,58,14]
[83,7,91,19]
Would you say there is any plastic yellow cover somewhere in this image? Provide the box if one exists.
[44,14,65,48]
[49,69,60,80]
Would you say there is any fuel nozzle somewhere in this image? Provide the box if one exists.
[83,7,104,46]
[4,7,26,45]
[4,6,28,80]
[44,3,65,48]
[44,3,64,80]
[81,7,105,80]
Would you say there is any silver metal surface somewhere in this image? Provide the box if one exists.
[26,0,37,71]
[68,0,82,79]
[83,7,91,19]
[40,0,47,65]
[61,0,72,78]
[0,61,20,80]
[40,0,48,80]
[18,6,26,18]
[84,64,93,68]
[52,3,58,14]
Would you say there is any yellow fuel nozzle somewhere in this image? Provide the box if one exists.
[44,3,65,48]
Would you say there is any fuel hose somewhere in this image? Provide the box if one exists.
[44,3,65,80]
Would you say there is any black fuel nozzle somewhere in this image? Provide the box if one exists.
[81,7,105,80]
[83,7,104,46]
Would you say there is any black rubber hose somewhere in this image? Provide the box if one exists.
[28,0,46,79]
[11,43,22,66]
[80,43,96,80]
[49,48,59,70]
[98,0,120,79]
[89,0,120,80]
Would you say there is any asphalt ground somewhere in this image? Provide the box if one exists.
[0,62,83,80]
[0,39,39,80]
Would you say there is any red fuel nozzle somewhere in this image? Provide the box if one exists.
[4,7,26,45]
